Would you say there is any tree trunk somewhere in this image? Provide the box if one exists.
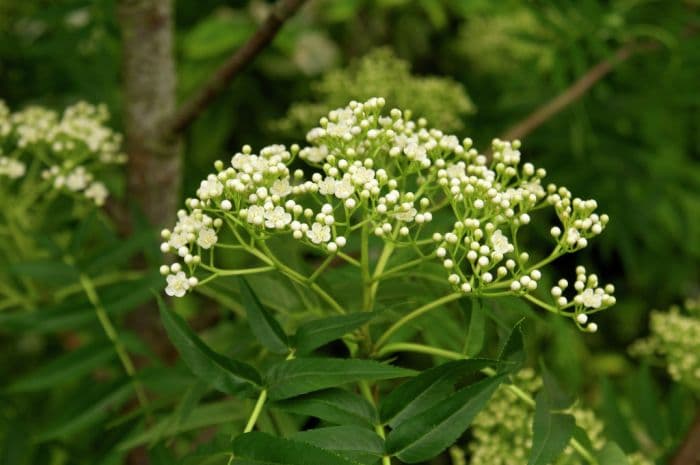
[119,0,180,231]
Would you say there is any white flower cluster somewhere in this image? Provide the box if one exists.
[162,98,614,328]
[469,369,652,465]
[549,266,616,332]
[0,155,26,179]
[0,100,125,206]
[631,298,700,392]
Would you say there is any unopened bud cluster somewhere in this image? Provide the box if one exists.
[631,298,700,392]
[0,100,125,206]
[162,98,614,328]
[469,369,652,465]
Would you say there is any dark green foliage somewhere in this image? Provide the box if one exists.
[1,1,699,464]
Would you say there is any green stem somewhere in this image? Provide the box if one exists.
[374,293,463,349]
[199,264,276,276]
[54,270,145,301]
[79,273,151,419]
[523,293,561,314]
[337,251,361,267]
[243,389,268,433]
[378,343,598,464]
[373,255,428,282]
[377,342,465,360]
[361,225,371,311]
[359,381,392,465]
[257,241,346,314]
[309,255,335,283]
[368,241,395,308]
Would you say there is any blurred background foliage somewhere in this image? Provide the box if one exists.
[1,0,699,464]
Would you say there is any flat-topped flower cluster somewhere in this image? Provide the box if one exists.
[0,100,125,206]
[161,97,614,330]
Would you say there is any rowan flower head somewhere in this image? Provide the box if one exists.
[161,97,614,331]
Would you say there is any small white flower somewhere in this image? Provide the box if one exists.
[566,227,581,245]
[264,206,292,229]
[65,168,90,191]
[352,166,375,185]
[393,206,417,222]
[84,182,108,205]
[197,175,224,199]
[165,271,190,297]
[580,288,602,309]
[318,177,336,196]
[306,222,331,244]
[270,178,292,197]
[168,232,189,249]
[334,179,354,199]
[490,230,513,255]
[197,228,218,249]
[300,145,328,163]
[247,205,265,225]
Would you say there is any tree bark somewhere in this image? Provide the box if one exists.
[672,411,700,465]
[119,0,180,230]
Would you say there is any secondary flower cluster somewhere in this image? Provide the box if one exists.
[0,100,125,206]
[631,298,700,392]
[161,97,614,328]
[276,48,474,136]
[468,369,652,465]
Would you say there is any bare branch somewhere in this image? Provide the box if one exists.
[169,0,307,134]
[500,42,652,141]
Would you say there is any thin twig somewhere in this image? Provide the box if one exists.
[169,0,307,134]
[501,42,653,141]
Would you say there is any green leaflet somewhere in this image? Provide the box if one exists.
[38,381,134,441]
[386,374,505,463]
[497,318,526,373]
[293,312,374,354]
[380,359,494,427]
[272,388,377,427]
[462,298,486,357]
[266,358,415,400]
[291,426,384,465]
[158,295,262,396]
[7,342,115,392]
[231,432,360,465]
[595,442,631,465]
[527,366,576,465]
[118,398,247,450]
[240,278,289,354]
